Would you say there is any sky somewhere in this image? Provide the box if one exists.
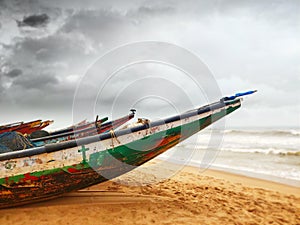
[0,0,299,129]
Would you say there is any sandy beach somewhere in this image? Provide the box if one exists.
[1,160,299,225]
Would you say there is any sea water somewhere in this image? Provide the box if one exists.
[158,128,300,187]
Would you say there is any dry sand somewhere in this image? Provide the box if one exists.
[1,160,299,225]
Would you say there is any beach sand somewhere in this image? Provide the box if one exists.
[1,160,299,225]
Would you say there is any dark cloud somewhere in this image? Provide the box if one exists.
[12,72,58,90]
[13,34,95,64]
[61,9,133,46]
[135,6,175,16]
[5,68,22,78]
[17,13,50,27]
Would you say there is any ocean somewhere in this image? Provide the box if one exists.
[158,128,300,187]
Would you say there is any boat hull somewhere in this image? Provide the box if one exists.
[0,120,53,135]
[0,100,241,208]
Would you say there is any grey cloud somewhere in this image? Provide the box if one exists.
[12,72,58,90]
[3,31,96,75]
[0,0,299,128]
[17,13,50,27]
[134,5,175,16]
[61,9,132,45]
[5,68,22,78]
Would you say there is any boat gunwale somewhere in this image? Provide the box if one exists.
[31,113,135,142]
[48,117,109,136]
[0,119,42,131]
[0,99,241,161]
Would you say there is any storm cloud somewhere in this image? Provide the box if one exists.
[4,68,22,78]
[0,0,299,129]
[17,13,50,27]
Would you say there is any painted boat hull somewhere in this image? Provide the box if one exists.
[0,120,53,135]
[0,99,241,208]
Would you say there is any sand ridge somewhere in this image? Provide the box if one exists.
[1,161,299,225]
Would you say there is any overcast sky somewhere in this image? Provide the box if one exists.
[0,0,299,129]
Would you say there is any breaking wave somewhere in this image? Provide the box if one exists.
[222,129,300,137]
[180,144,300,156]
[219,148,300,156]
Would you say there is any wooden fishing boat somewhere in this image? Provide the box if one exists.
[0,121,23,130]
[0,91,255,208]
[0,120,40,134]
[18,120,53,135]
[31,111,136,147]
[0,120,53,135]
[48,117,109,136]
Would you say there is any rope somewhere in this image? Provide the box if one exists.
[110,129,120,149]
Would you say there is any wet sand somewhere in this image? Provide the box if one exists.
[1,160,299,225]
